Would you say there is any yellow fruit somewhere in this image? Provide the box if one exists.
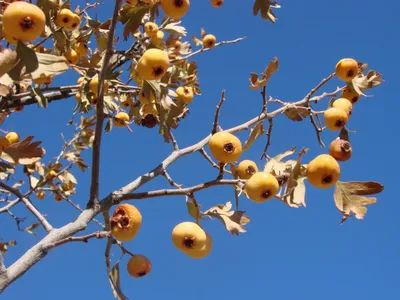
[111,204,142,242]
[324,107,348,131]
[54,194,63,202]
[5,132,19,144]
[114,112,130,128]
[62,182,74,191]
[211,0,224,7]
[236,160,258,179]
[203,34,216,49]
[306,154,340,189]
[172,221,206,252]
[150,30,164,46]
[75,92,81,102]
[36,191,46,200]
[74,42,89,56]
[65,13,81,31]
[141,103,158,115]
[136,48,169,81]
[144,22,159,37]
[120,97,133,108]
[244,172,279,203]
[335,58,358,82]
[33,75,53,85]
[3,2,45,41]
[64,48,80,65]
[208,131,242,164]
[77,77,85,85]
[173,40,182,52]
[55,8,75,29]
[329,138,352,162]
[127,255,152,278]
[12,105,24,112]
[341,86,360,104]
[46,170,58,180]
[160,0,190,19]
[184,232,212,259]
[138,89,156,104]
[89,77,109,95]
[175,86,194,104]
[2,27,18,45]
[332,98,352,116]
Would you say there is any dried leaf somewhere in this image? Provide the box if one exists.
[120,5,151,41]
[0,49,18,78]
[249,57,279,89]
[264,146,296,174]
[185,197,204,220]
[1,136,45,165]
[163,21,187,36]
[109,258,128,300]
[0,84,10,97]
[351,69,384,95]
[24,222,41,236]
[339,128,350,142]
[203,201,250,235]
[284,148,308,207]
[243,122,265,151]
[334,181,384,223]
[253,0,281,23]
[29,53,69,79]
[284,105,310,121]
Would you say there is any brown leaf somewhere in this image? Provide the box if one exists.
[203,201,250,235]
[351,69,384,95]
[243,122,265,151]
[186,197,204,220]
[264,146,297,175]
[0,112,8,126]
[249,57,279,89]
[284,105,310,121]
[109,258,128,300]
[253,0,281,23]
[24,222,41,236]
[0,84,10,97]
[334,181,384,223]
[1,136,45,165]
[0,49,18,78]
[120,5,152,41]
[29,53,69,80]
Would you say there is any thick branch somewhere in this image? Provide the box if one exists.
[0,182,52,232]
[87,0,122,209]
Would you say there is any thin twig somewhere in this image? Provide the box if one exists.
[212,90,226,135]
[261,86,267,112]
[162,170,182,188]
[169,132,179,151]
[87,0,122,209]
[0,181,53,232]
[170,37,247,63]
[198,148,232,175]
[309,114,325,147]
[216,163,225,180]
[45,231,110,250]
[260,118,273,160]
[305,73,336,102]
[65,199,105,228]
[78,1,102,16]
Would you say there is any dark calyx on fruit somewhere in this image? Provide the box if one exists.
[223,142,234,153]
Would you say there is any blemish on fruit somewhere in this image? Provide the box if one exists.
[174,0,184,7]
[223,142,234,153]
[322,175,332,184]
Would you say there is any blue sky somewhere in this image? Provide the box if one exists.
[1,0,399,299]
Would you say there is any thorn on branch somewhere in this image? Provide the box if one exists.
[260,118,273,160]
[212,90,226,135]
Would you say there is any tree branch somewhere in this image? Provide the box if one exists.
[212,90,225,135]
[260,118,273,159]
[45,231,110,250]
[0,181,52,232]
[87,0,122,209]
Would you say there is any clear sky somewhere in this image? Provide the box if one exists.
[1,1,399,299]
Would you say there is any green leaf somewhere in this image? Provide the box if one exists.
[243,122,265,151]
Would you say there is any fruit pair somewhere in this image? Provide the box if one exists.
[2,2,46,42]
[55,8,81,31]
[172,221,212,259]
[324,98,353,131]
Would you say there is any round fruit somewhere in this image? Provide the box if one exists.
[208,131,242,164]
[335,58,358,82]
[35,191,46,200]
[144,22,159,37]
[55,8,75,29]
[64,48,80,65]
[306,154,340,189]
[244,172,279,203]
[173,40,182,52]
[46,170,57,180]
[77,77,85,85]
[89,77,109,95]
[236,160,258,179]
[74,42,89,56]
[332,98,352,116]
[203,34,216,49]
[110,204,142,242]
[3,2,45,41]
[175,86,194,104]
[75,92,81,102]
[65,13,81,31]
[324,107,348,131]
[54,194,63,202]
[211,0,224,8]
[127,255,152,278]
[5,132,19,144]
[114,112,130,128]
[184,232,212,259]
[136,48,169,81]
[138,89,156,104]
[329,138,352,162]
[151,30,164,46]
[2,27,18,45]
[34,75,53,85]
[172,221,207,252]
[0,136,11,155]
[341,86,360,104]
[160,0,190,20]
